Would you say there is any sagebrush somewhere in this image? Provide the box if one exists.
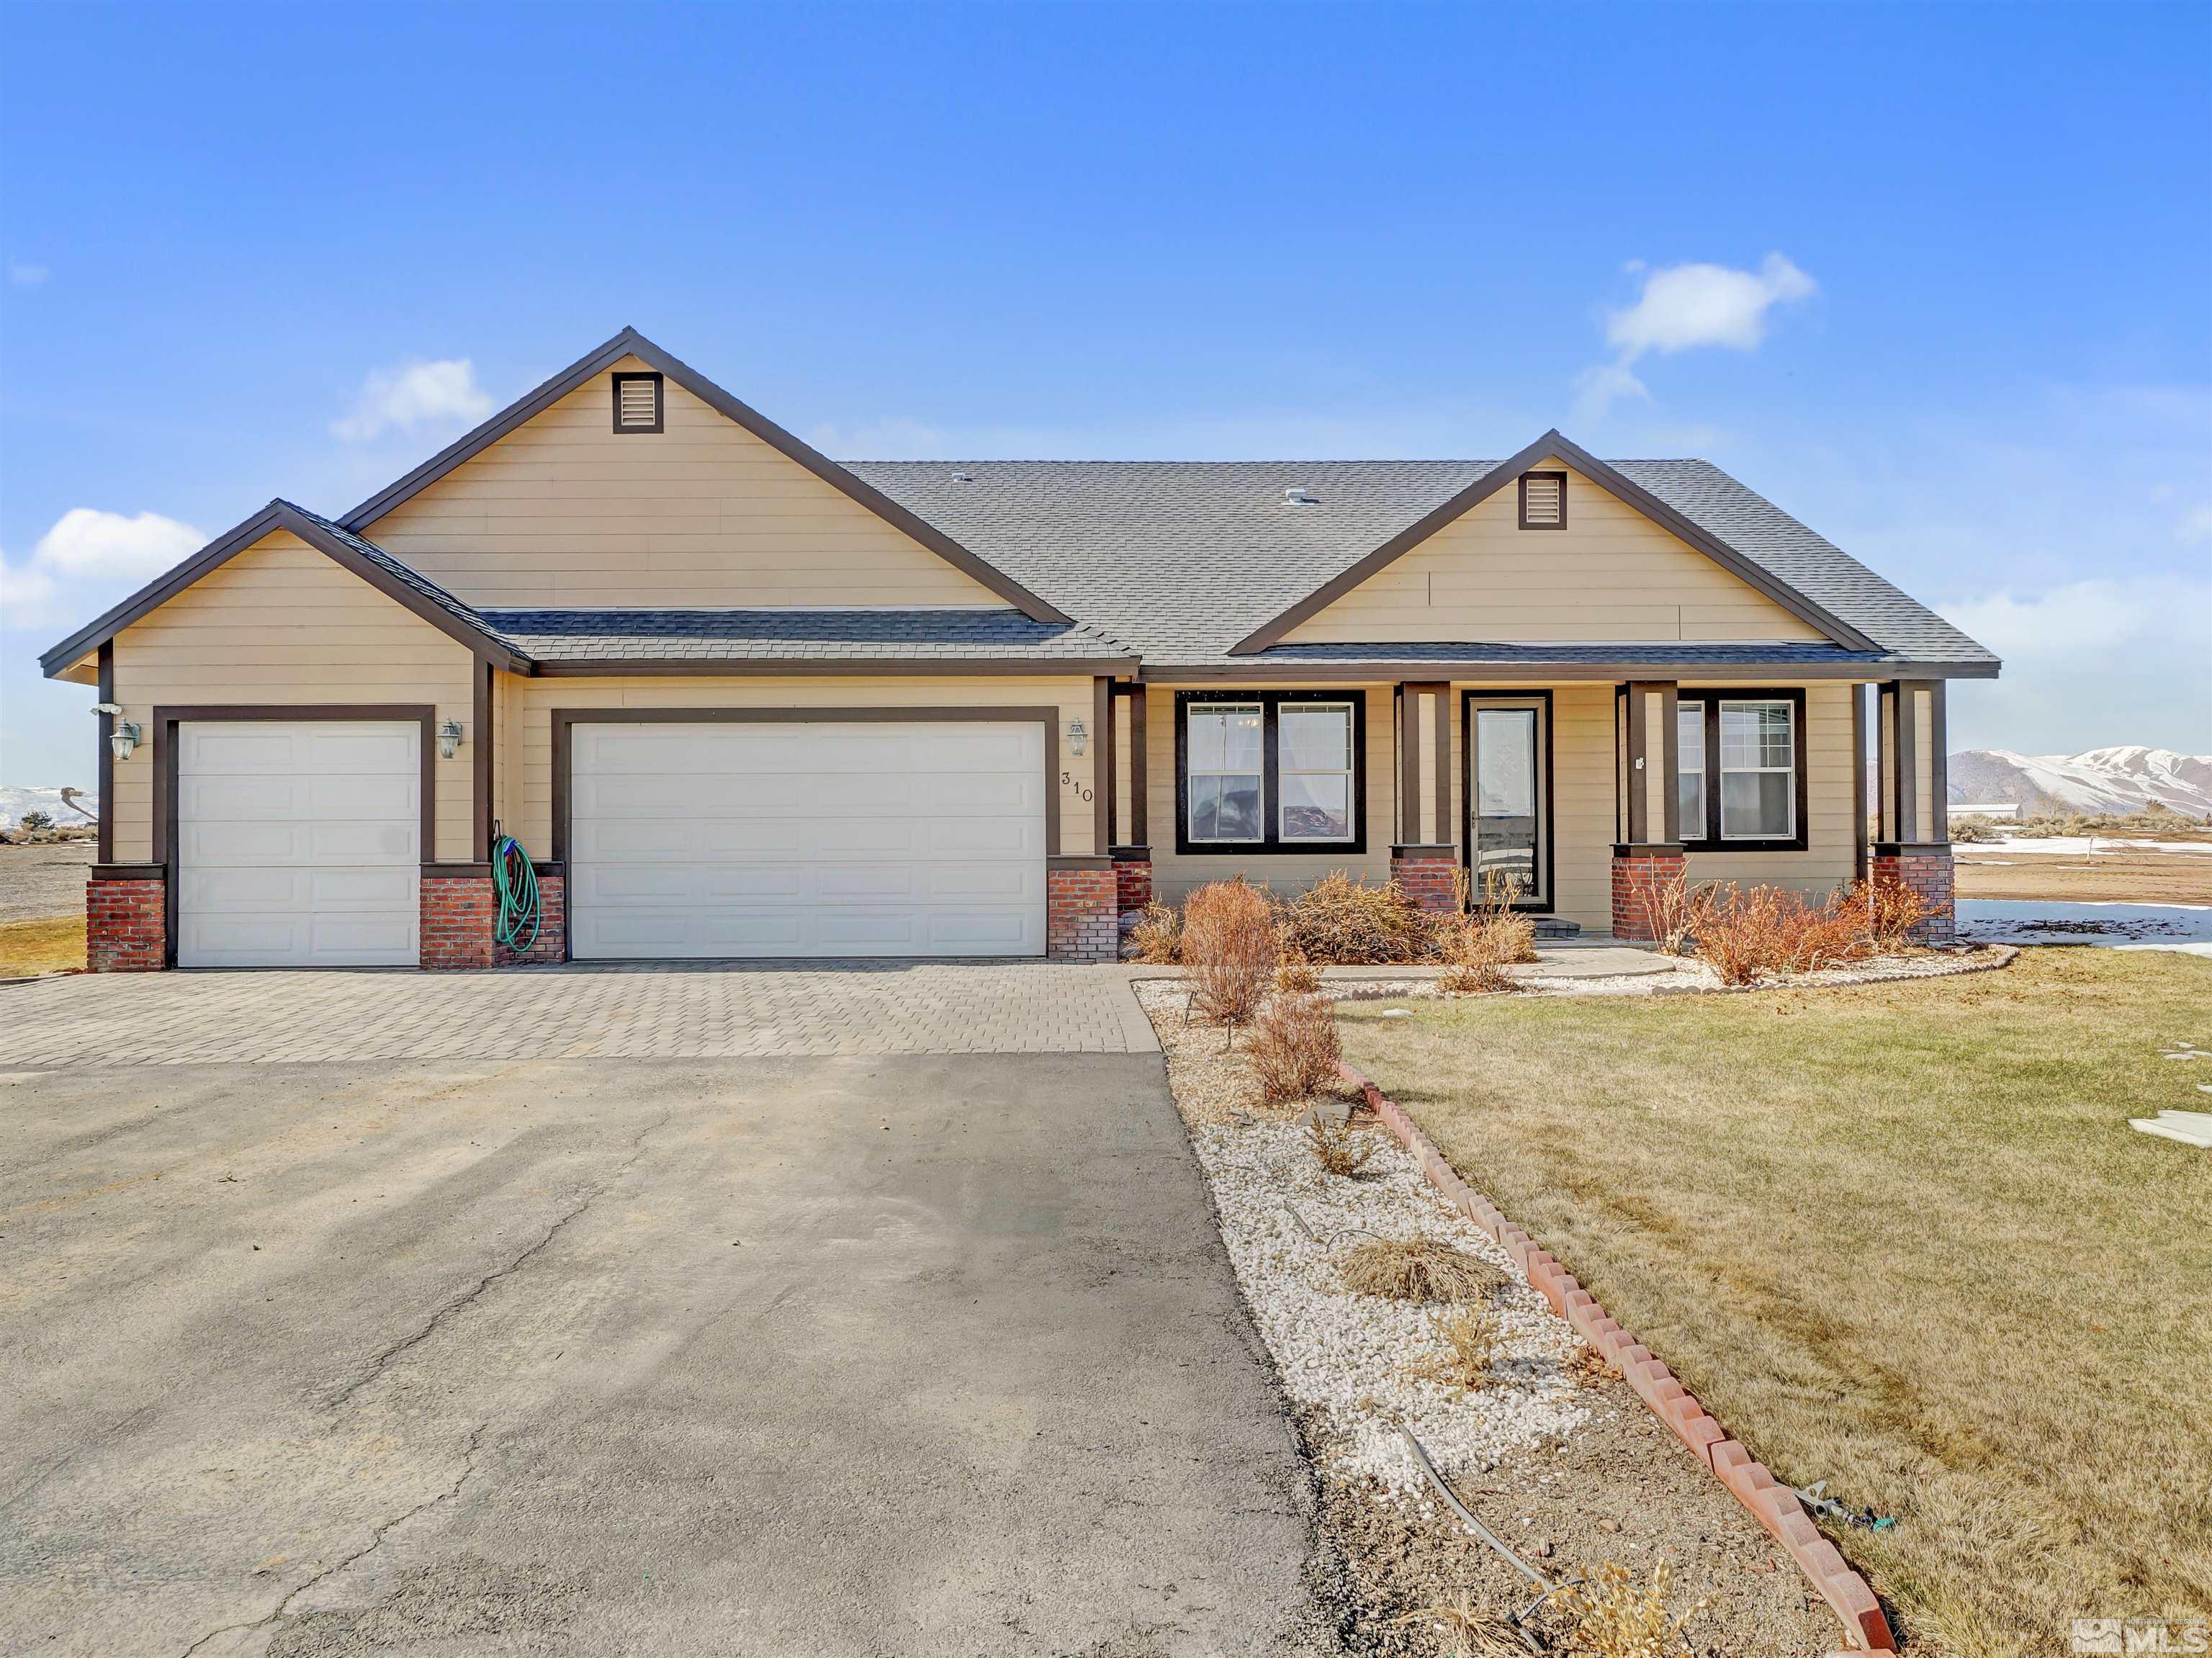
[1180,880,1277,1023]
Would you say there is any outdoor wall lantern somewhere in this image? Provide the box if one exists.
[94,703,140,761]
[437,719,465,760]
[1066,717,1089,757]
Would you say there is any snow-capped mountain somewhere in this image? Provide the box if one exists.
[1948,747,2212,818]
[0,787,100,830]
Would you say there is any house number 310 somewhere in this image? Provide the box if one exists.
[1061,770,1093,803]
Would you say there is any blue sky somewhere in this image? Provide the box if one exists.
[4,0,2208,790]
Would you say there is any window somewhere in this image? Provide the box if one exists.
[611,371,663,433]
[1278,703,1354,841]
[1518,470,1567,529]
[1178,692,1364,854]
[1677,700,1706,840]
[1185,703,1263,843]
[1719,699,1795,840]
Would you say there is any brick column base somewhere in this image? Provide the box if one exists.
[1048,861,1118,963]
[1390,844,1460,914]
[1611,845,1686,942]
[86,871,166,971]
[493,871,565,965]
[421,873,495,970]
[1871,845,1956,943]
[1112,849,1154,912]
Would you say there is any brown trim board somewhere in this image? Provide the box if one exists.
[1141,659,1997,684]
[337,326,1071,626]
[96,641,114,863]
[526,655,1134,678]
[152,704,437,968]
[474,659,495,860]
[1229,429,1881,655]
[1460,688,1555,913]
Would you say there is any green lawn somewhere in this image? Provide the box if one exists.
[1338,950,2212,1658]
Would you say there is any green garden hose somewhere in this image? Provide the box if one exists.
[492,831,541,955]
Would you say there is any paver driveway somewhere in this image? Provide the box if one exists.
[0,970,1322,1657]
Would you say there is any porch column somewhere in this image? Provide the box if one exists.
[1873,680,1955,942]
[1107,683,1151,932]
[1391,682,1457,911]
[1611,680,1683,942]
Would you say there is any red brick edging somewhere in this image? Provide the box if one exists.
[1336,1058,1897,1652]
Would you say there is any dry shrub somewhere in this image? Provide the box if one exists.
[1182,880,1277,1023]
[1483,911,1537,965]
[1693,882,1869,986]
[1129,900,1182,964]
[1248,991,1344,1102]
[1339,1235,1503,1303]
[1437,919,1514,996]
[1843,873,1935,952]
[1277,870,1432,965]
[1552,1561,1709,1658]
[1412,1305,1503,1389]
[1305,1112,1375,1178]
[1630,868,1710,958]
[1274,952,1322,996]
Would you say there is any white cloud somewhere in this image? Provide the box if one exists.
[331,359,493,443]
[1942,574,2212,754]
[9,262,48,287]
[2178,505,2212,545]
[0,560,60,630]
[32,508,205,581]
[1576,253,1816,420]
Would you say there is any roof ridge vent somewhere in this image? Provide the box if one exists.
[1282,485,1320,505]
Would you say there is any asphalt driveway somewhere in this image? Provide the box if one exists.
[0,986,1324,1655]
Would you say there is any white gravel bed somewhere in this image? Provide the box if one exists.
[1190,1116,1588,1492]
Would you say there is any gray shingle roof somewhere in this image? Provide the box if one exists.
[842,459,1995,670]
[483,608,1133,664]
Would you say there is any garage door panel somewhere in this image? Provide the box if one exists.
[177,721,418,968]
[570,719,1046,959]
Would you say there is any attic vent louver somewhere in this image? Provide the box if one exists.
[1282,486,1319,505]
[1517,470,1566,529]
[611,371,664,434]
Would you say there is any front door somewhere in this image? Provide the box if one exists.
[1462,694,1550,909]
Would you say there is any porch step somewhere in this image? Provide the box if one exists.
[1532,918,1583,940]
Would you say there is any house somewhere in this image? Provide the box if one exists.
[42,328,1995,970]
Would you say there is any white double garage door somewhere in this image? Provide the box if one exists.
[175,717,1048,966]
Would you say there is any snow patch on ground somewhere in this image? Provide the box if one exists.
[1960,899,2212,952]
[1190,1117,1588,1492]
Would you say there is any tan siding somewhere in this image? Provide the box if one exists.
[107,531,479,863]
[368,357,1004,610]
[1285,460,1827,645]
[495,675,1101,860]
[1146,685,1395,904]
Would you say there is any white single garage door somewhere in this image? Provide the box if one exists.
[569,720,1046,959]
[175,721,421,968]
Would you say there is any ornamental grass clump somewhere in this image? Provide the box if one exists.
[1180,879,1277,1024]
[1248,991,1344,1103]
[1276,870,1432,965]
[1552,1561,1709,1658]
[1339,1235,1503,1303]
[1128,900,1182,964]
[1304,1112,1375,1179]
[1411,1305,1504,1389]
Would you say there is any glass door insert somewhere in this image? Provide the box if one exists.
[1464,695,1550,907]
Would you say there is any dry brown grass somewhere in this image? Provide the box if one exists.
[1339,1235,1504,1304]
[1247,991,1344,1102]
[2010,803,2212,840]
[1129,900,1182,963]
[1275,870,1434,965]
[1339,950,2212,1655]
[1305,1112,1376,1179]
[1436,913,1517,996]
[1388,1595,1531,1657]
[1411,1305,1503,1389]
[1181,880,1277,1023]
[0,914,84,976]
[1954,847,2212,905]
[1553,1562,1707,1658]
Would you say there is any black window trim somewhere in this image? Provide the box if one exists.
[1678,687,1809,852]
[1517,469,1568,530]
[1174,689,1367,857]
[611,370,664,434]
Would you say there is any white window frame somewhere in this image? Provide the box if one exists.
[1277,700,1357,844]
[1718,698,1797,842]
[1678,699,1707,842]
[1184,702,1265,844]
